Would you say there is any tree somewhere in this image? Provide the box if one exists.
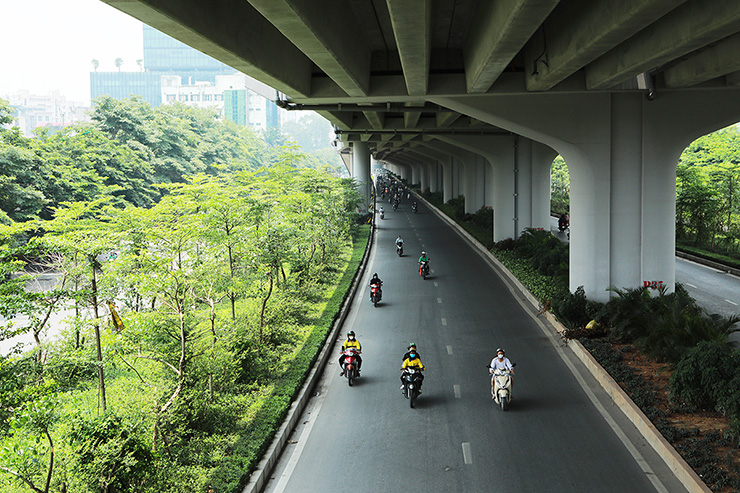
[35,199,121,413]
[114,58,123,72]
[91,59,99,72]
[0,385,58,493]
[550,155,570,215]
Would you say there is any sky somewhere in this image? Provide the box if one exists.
[0,0,143,105]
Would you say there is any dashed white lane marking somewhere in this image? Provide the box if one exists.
[437,297,442,304]
[434,281,438,287]
[447,345,453,354]
[462,443,473,464]
[441,318,447,326]
[686,283,697,288]
[726,299,738,306]
[454,385,461,398]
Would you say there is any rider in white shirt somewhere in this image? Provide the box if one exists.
[489,348,514,387]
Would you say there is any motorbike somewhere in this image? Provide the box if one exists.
[396,242,404,256]
[369,283,383,307]
[341,348,361,386]
[402,367,423,408]
[379,208,385,219]
[412,203,417,213]
[419,260,429,280]
[558,216,569,233]
[392,202,398,211]
[489,364,516,411]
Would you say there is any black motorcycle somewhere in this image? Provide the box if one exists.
[402,368,423,408]
[419,261,429,280]
[412,203,418,213]
[396,242,403,256]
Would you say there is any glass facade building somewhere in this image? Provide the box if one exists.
[90,72,163,106]
[91,25,237,107]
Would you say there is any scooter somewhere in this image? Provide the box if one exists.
[412,202,417,213]
[392,202,398,211]
[396,242,404,256]
[369,283,382,307]
[402,368,423,408]
[341,348,360,386]
[419,261,429,280]
[379,208,385,219]
[489,364,516,411]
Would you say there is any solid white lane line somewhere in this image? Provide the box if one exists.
[462,443,473,464]
[441,318,447,326]
[447,345,453,354]
[437,298,442,304]
[686,283,697,288]
[726,299,738,306]
[454,385,461,398]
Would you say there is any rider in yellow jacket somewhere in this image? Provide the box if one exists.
[400,350,424,392]
[339,331,362,375]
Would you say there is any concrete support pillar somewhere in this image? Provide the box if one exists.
[411,163,420,187]
[428,162,439,192]
[463,160,477,213]
[352,142,371,214]
[442,158,453,203]
[515,137,533,235]
[433,88,740,301]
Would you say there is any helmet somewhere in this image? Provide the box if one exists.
[496,348,505,356]
[421,251,426,255]
[373,273,378,277]
[348,331,355,338]
[408,342,416,349]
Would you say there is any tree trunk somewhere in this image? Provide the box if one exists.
[259,272,273,346]
[91,261,106,414]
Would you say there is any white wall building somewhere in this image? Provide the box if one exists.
[160,74,288,130]
[4,91,90,136]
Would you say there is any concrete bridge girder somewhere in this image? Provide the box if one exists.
[431,89,740,302]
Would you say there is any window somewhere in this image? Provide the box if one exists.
[215,94,223,101]
[203,94,212,101]
[179,94,188,102]
[166,94,176,102]
[191,94,200,101]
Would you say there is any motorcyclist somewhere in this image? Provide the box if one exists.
[369,273,383,301]
[379,206,385,218]
[400,349,425,393]
[395,235,404,251]
[412,201,417,212]
[489,348,514,396]
[418,251,430,276]
[402,342,420,363]
[558,213,569,232]
[339,330,362,376]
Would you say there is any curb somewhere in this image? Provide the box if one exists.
[243,221,376,493]
[416,193,711,493]
[676,250,740,277]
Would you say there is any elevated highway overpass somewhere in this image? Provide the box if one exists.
[99,0,740,300]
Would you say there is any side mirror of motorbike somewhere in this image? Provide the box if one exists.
[511,362,517,368]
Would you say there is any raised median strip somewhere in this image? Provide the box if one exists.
[418,192,712,493]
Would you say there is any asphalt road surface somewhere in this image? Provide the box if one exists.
[262,201,690,493]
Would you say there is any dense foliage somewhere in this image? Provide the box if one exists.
[0,96,346,224]
[0,169,364,492]
[550,156,569,216]
[0,95,364,492]
[677,125,740,255]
